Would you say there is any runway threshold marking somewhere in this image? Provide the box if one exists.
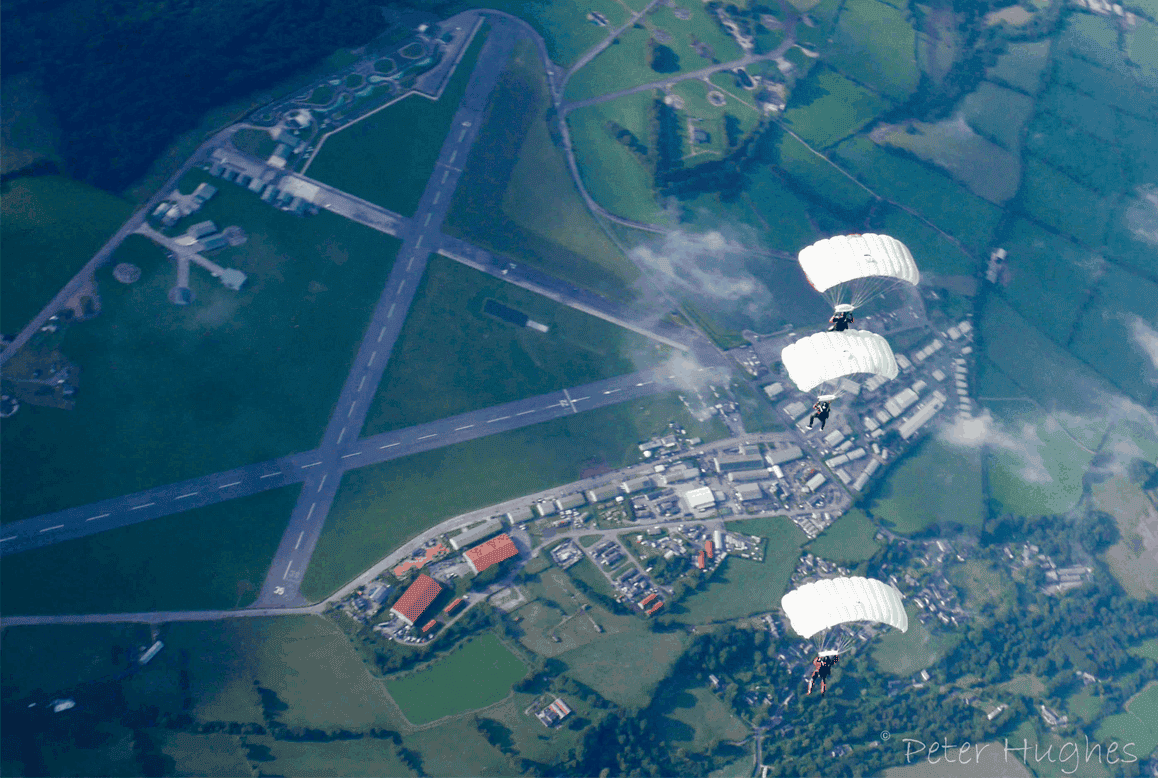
[87,513,111,521]
[129,502,155,511]
[40,525,65,533]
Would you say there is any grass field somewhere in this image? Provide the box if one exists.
[164,615,398,729]
[834,136,1004,253]
[1106,187,1158,281]
[405,716,511,775]
[1035,83,1118,143]
[466,687,600,767]
[1096,682,1158,761]
[220,734,413,777]
[1,172,401,525]
[1024,112,1128,195]
[870,607,958,675]
[875,117,1020,204]
[0,175,133,336]
[475,0,627,67]
[1064,686,1106,723]
[880,741,1032,778]
[826,0,919,102]
[0,486,298,615]
[1053,53,1158,119]
[656,685,749,751]
[557,623,690,708]
[386,634,527,725]
[948,560,1017,621]
[229,127,277,160]
[566,91,665,223]
[675,517,806,624]
[870,434,984,533]
[997,217,1101,345]
[445,40,639,300]
[740,166,821,253]
[1,622,152,700]
[877,207,978,276]
[1130,637,1158,662]
[647,3,745,73]
[959,81,1035,151]
[1066,264,1158,405]
[774,129,876,214]
[362,255,668,435]
[304,24,487,217]
[1094,471,1158,599]
[155,731,254,777]
[302,392,730,600]
[986,40,1052,93]
[806,508,882,562]
[1014,158,1113,251]
[670,78,761,160]
[563,26,666,103]
[1127,18,1158,84]
[1059,13,1127,71]
[782,68,893,150]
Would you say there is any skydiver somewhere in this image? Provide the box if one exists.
[807,399,831,430]
[828,310,855,332]
[806,653,839,695]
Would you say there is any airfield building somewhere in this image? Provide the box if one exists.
[391,574,442,626]
[464,534,519,574]
[449,517,502,551]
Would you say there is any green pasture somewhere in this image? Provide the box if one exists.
[165,615,398,729]
[558,623,690,707]
[782,68,892,150]
[1001,674,1046,697]
[214,734,413,777]
[877,207,977,276]
[669,78,761,158]
[563,25,666,103]
[0,622,152,700]
[875,118,1020,204]
[566,556,622,602]
[1116,110,1158,189]
[880,741,1032,778]
[1059,13,1128,72]
[1035,83,1118,143]
[1018,157,1112,247]
[1130,638,1158,662]
[656,685,749,751]
[1096,682,1158,761]
[1,173,400,525]
[870,607,958,675]
[647,2,745,72]
[1,486,297,615]
[959,81,1035,151]
[481,0,627,67]
[516,568,619,657]
[1106,186,1158,281]
[156,731,253,777]
[1100,470,1158,600]
[1064,687,1106,723]
[469,689,599,767]
[740,166,821,252]
[566,92,665,223]
[806,508,882,562]
[774,129,876,214]
[386,634,527,725]
[1053,54,1158,119]
[405,716,511,775]
[1126,18,1158,84]
[948,560,1017,621]
[675,517,806,624]
[827,0,918,102]
[230,127,277,160]
[0,175,132,336]
[303,392,729,600]
[304,24,487,217]
[445,40,638,299]
[362,255,667,435]
[1068,264,1158,404]
[986,40,1051,93]
[870,434,984,533]
[997,216,1099,345]
[834,136,1003,253]
[1024,112,1128,195]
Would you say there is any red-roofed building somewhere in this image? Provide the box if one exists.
[639,592,658,608]
[696,550,706,569]
[464,533,518,574]
[421,619,438,633]
[443,596,465,615]
[390,573,442,626]
[646,600,664,616]
[705,539,714,559]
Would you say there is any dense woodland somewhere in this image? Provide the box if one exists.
[1,0,390,192]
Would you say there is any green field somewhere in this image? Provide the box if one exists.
[476,0,627,67]
[877,206,978,276]
[1035,83,1118,143]
[774,129,876,214]
[646,3,745,73]
[675,517,806,624]
[517,566,624,657]
[670,78,761,159]
[880,741,1032,778]
[302,392,729,600]
[1059,13,1127,72]
[2,172,401,524]
[0,175,133,336]
[656,685,749,751]
[1053,53,1158,119]
[229,127,277,160]
[563,26,666,103]
[1,622,152,700]
[871,435,984,533]
[875,118,1020,204]
[1024,112,1128,195]
[362,255,668,435]
[806,508,882,562]
[782,68,893,150]
[739,166,821,253]
[1067,265,1158,404]
[155,731,254,777]
[1096,682,1158,761]
[834,136,1004,253]
[1019,158,1112,248]
[1106,187,1158,281]
[948,560,1017,621]
[997,217,1101,345]
[446,40,638,299]
[204,734,413,777]
[870,607,958,675]
[566,91,665,223]
[386,633,527,725]
[827,0,919,101]
[1130,637,1158,662]
[959,81,1035,151]
[1127,18,1158,84]
[558,623,690,708]
[405,715,511,775]
[1,487,298,615]
[304,24,488,217]
[986,40,1052,93]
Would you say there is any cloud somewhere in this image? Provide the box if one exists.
[1125,185,1158,246]
[940,410,1053,483]
[1126,314,1158,384]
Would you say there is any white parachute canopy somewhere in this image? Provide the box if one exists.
[780,330,898,394]
[798,234,920,310]
[780,577,909,651]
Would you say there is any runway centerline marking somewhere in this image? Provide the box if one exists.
[487,416,511,423]
[358,376,367,392]
[347,401,357,419]
[417,433,438,440]
[1,536,15,542]
[603,388,622,394]
[129,503,155,511]
[424,213,432,226]
[306,503,316,521]
[432,191,441,204]
[176,492,198,500]
[407,257,415,271]
[295,532,304,550]
[377,326,387,343]
[380,442,400,449]
[516,409,536,416]
[442,170,450,183]
[282,561,293,580]
[448,150,457,164]
[337,427,347,445]
[302,461,322,469]
[40,525,65,532]
[219,481,241,489]
[387,303,396,319]
[87,513,111,521]
[368,350,377,367]
[397,280,406,294]
[317,474,327,492]
[342,451,362,459]
[454,424,474,430]
[260,472,281,479]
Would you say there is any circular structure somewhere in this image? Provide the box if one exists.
[0,395,19,418]
[113,263,142,284]
[284,108,312,129]
[168,286,195,306]
[707,90,727,107]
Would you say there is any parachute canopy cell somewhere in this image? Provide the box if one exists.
[780,330,898,393]
[798,234,919,309]
[780,576,908,639]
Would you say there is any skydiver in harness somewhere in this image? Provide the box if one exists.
[807,399,831,430]
[828,309,855,332]
[807,653,839,695]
